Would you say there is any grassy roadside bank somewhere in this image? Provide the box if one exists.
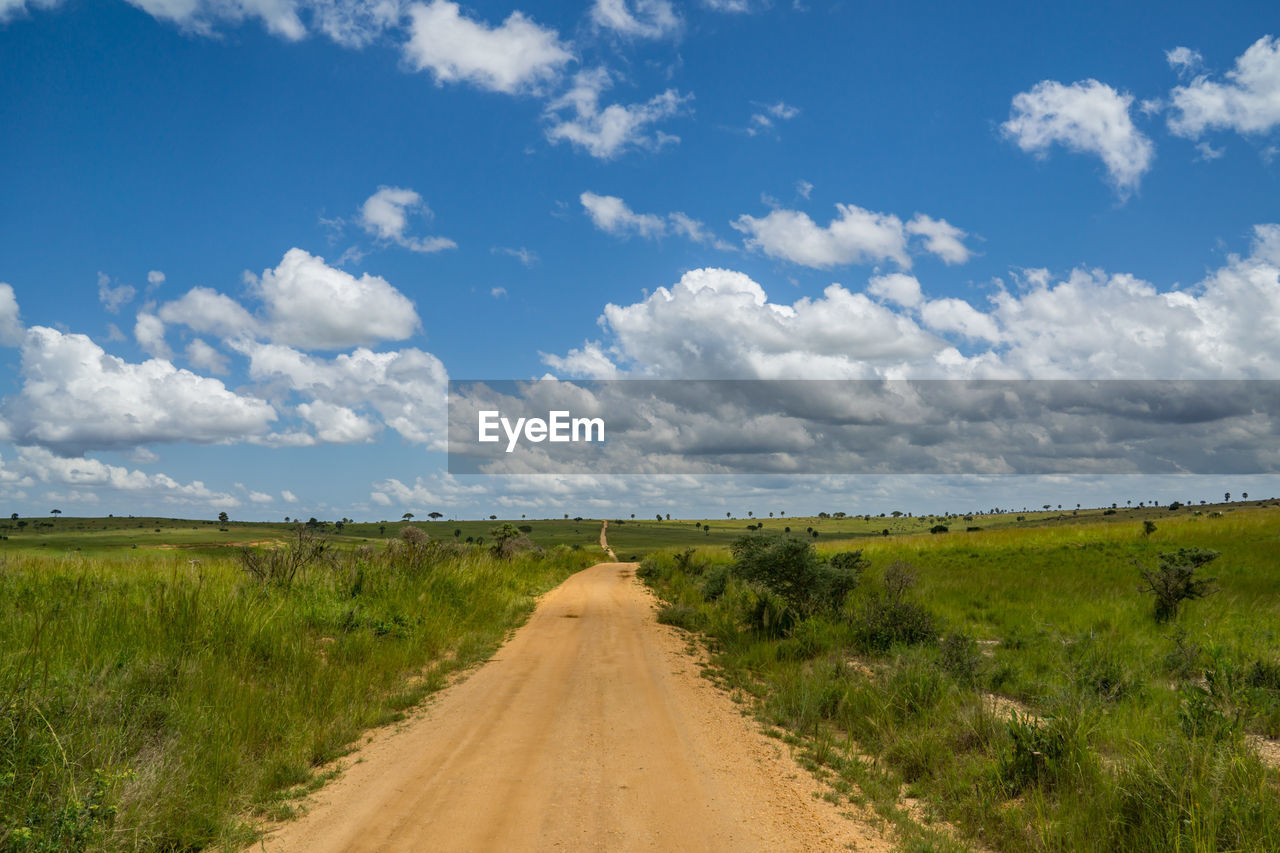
[0,531,595,852]
[639,507,1280,852]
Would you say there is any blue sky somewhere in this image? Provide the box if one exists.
[1,0,1279,521]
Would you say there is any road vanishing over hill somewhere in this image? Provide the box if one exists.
[259,562,887,852]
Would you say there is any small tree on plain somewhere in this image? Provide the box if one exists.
[218,511,229,524]
[1139,548,1220,622]
[402,512,414,521]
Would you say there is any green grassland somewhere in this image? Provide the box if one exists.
[2,501,1276,851]
[0,529,595,851]
[638,501,1280,851]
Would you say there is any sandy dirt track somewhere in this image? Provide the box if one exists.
[258,562,888,852]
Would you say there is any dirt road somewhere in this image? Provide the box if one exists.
[259,563,887,852]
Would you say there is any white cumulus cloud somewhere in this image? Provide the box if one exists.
[358,186,456,253]
[97,272,137,314]
[296,399,382,442]
[591,0,678,39]
[234,340,448,446]
[732,203,913,269]
[403,0,571,94]
[1168,35,1280,139]
[125,0,306,40]
[251,248,421,349]
[3,326,277,454]
[1003,79,1154,196]
[580,192,668,238]
[134,311,172,359]
[544,225,1280,382]
[0,284,25,347]
[545,68,691,159]
[159,287,260,339]
[185,338,231,374]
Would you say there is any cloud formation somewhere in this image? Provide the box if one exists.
[590,0,678,39]
[1168,35,1280,139]
[544,224,1280,381]
[1003,79,1154,196]
[732,204,971,269]
[2,326,277,454]
[249,248,421,349]
[545,68,691,159]
[358,186,456,253]
[403,0,571,94]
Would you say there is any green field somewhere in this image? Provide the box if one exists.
[0,526,595,851]
[639,501,1280,851]
[3,502,1277,851]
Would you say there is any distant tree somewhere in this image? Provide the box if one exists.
[748,510,753,517]
[9,513,16,521]
[50,509,61,518]
[402,512,414,521]
[769,511,774,517]
[726,512,731,518]
[1242,492,1249,501]
[1127,500,1132,506]
[1139,548,1219,622]
[453,529,461,539]
[284,516,290,522]
[489,514,497,520]
[1143,520,1157,537]
[379,525,386,536]
[218,511,229,524]
[891,510,903,518]
[428,512,443,520]
[1225,492,1231,502]
[1043,505,1051,511]
[630,513,635,518]
[656,514,663,521]
[665,513,670,521]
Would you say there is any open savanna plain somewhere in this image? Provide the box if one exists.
[2,501,1278,851]
[640,501,1280,852]
[0,521,596,851]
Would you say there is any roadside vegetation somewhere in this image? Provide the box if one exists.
[640,504,1280,852]
[0,526,594,851]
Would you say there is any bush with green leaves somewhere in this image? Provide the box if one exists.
[1137,547,1220,622]
[850,561,938,653]
[728,534,864,618]
[938,631,981,685]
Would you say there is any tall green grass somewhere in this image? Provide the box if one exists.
[0,536,592,851]
[640,506,1280,852]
